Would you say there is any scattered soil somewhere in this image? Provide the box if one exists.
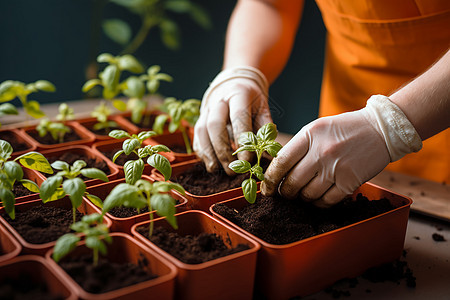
[0,272,64,300]
[172,159,270,196]
[27,129,81,145]
[44,152,110,179]
[213,193,395,245]
[102,148,139,166]
[362,258,416,288]
[2,131,31,153]
[59,254,157,294]
[1,205,82,244]
[432,233,446,242]
[13,181,37,198]
[137,226,250,264]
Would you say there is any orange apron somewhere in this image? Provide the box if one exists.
[315,0,450,183]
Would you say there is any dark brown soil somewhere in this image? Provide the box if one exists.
[1,205,82,244]
[169,144,189,154]
[27,129,81,145]
[432,233,446,242]
[44,152,110,179]
[213,193,395,245]
[59,254,157,294]
[172,159,270,196]
[13,181,37,198]
[0,272,64,300]
[137,226,250,264]
[102,148,139,166]
[108,206,150,218]
[87,125,120,136]
[2,131,31,153]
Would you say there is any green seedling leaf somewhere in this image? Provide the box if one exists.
[100,65,120,94]
[137,131,156,141]
[102,183,143,213]
[86,236,107,255]
[153,114,169,135]
[263,141,283,158]
[72,160,87,172]
[86,194,103,209]
[80,168,109,182]
[42,188,66,203]
[168,120,180,133]
[123,138,140,155]
[51,160,70,171]
[97,53,115,63]
[149,145,171,153]
[238,132,258,146]
[15,152,53,174]
[228,160,251,174]
[0,103,18,115]
[102,19,132,46]
[0,188,15,219]
[118,55,144,73]
[109,129,130,139]
[242,178,257,204]
[24,100,45,119]
[34,80,56,92]
[232,145,257,155]
[53,234,80,263]
[124,159,145,185]
[0,140,13,159]
[20,179,40,193]
[4,161,23,181]
[256,123,277,142]
[112,150,124,163]
[251,165,264,181]
[62,178,86,209]
[151,193,177,229]
[40,175,63,200]
[147,154,171,181]
[123,76,145,99]
[82,79,101,92]
[112,99,127,111]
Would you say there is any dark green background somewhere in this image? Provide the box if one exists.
[0,0,325,134]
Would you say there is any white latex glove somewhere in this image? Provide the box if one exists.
[261,95,423,208]
[194,66,272,175]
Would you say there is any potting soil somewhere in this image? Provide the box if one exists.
[2,131,30,152]
[0,272,64,300]
[27,129,81,144]
[45,152,110,179]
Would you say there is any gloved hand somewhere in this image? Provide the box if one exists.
[194,66,272,175]
[261,95,423,208]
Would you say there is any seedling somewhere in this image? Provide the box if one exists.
[0,79,56,119]
[109,130,172,184]
[53,213,111,267]
[153,97,201,154]
[91,101,118,133]
[128,65,172,125]
[0,140,53,219]
[0,103,18,127]
[228,123,283,203]
[36,118,70,143]
[82,53,144,111]
[39,160,108,224]
[102,180,184,237]
[56,103,75,123]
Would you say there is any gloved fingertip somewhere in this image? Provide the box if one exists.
[261,181,274,196]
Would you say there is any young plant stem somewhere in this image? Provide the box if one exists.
[147,195,154,237]
[142,108,151,128]
[93,248,99,267]
[180,126,192,154]
[121,18,155,55]
[72,207,77,225]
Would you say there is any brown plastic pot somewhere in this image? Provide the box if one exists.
[0,222,21,263]
[83,176,188,233]
[210,182,413,299]
[0,255,77,299]
[92,139,175,178]
[0,128,37,158]
[131,210,260,300]
[151,159,257,211]
[14,167,46,204]
[45,233,177,300]
[0,197,113,256]
[75,115,137,142]
[146,127,197,163]
[40,145,119,186]
[21,120,96,150]
[114,110,167,134]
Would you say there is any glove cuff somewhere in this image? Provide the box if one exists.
[202,66,269,106]
[365,94,423,162]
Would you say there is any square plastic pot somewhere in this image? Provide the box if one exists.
[151,159,257,211]
[210,182,413,299]
[21,121,96,150]
[83,176,188,233]
[131,210,260,300]
[40,145,119,186]
[75,115,138,142]
[92,139,175,177]
[0,255,77,299]
[0,197,112,255]
[1,128,36,158]
[0,222,21,263]
[45,233,177,300]
[3,167,46,206]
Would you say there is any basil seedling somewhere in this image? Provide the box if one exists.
[36,118,70,143]
[0,103,18,128]
[39,160,108,224]
[153,97,201,154]
[53,213,111,266]
[0,140,53,219]
[91,101,118,133]
[228,123,283,204]
[0,79,55,119]
[109,130,172,184]
[102,180,184,237]
[56,103,75,122]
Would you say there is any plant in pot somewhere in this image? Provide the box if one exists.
[209,125,413,299]
[150,97,200,161]
[47,212,177,299]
